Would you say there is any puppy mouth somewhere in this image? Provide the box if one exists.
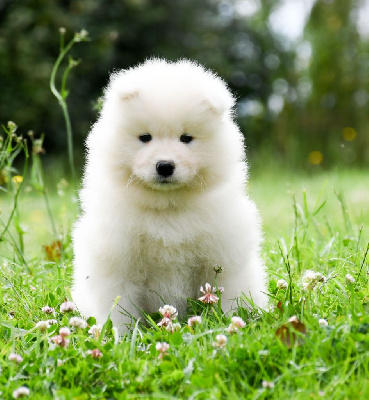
[151,175,184,190]
[155,177,179,186]
[156,177,173,184]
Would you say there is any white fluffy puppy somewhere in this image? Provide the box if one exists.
[72,59,267,328]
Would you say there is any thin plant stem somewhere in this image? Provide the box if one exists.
[292,194,301,272]
[50,30,88,186]
[61,60,77,98]
[334,189,353,234]
[61,100,76,185]
[0,143,29,244]
[278,241,293,307]
[356,242,369,283]
[214,271,222,314]
[50,37,77,185]
[0,219,29,270]
[42,188,58,237]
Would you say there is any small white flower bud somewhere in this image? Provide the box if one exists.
[69,317,87,329]
[262,380,275,389]
[12,386,30,398]
[42,306,54,314]
[345,274,355,284]
[277,279,288,290]
[212,334,227,348]
[9,353,23,363]
[188,316,202,327]
[60,301,76,313]
[319,318,328,327]
[59,327,71,337]
[35,320,50,332]
[88,324,102,338]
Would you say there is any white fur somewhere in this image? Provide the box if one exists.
[72,59,267,329]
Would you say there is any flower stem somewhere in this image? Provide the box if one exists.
[49,33,80,186]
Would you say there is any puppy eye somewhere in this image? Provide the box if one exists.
[139,134,152,143]
[180,134,193,144]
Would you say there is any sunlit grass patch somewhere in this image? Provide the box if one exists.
[1,115,369,399]
[1,160,369,398]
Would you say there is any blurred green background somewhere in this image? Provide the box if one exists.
[1,0,369,170]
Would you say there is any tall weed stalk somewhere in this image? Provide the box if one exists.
[50,28,89,186]
[28,133,57,237]
[0,122,29,267]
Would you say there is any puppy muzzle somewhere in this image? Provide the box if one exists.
[156,161,175,178]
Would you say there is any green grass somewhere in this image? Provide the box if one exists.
[1,164,369,399]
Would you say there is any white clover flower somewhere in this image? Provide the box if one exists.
[204,283,212,292]
[166,322,181,333]
[156,342,170,359]
[188,316,202,327]
[12,386,30,398]
[227,316,246,334]
[51,335,70,348]
[277,279,288,290]
[155,342,169,351]
[212,334,227,349]
[60,301,76,313]
[319,318,328,327]
[87,348,103,358]
[157,317,171,328]
[159,305,178,319]
[88,324,102,338]
[158,305,178,328]
[51,327,71,347]
[302,270,326,290]
[303,270,317,280]
[231,316,246,328]
[42,306,55,314]
[302,270,317,290]
[59,327,71,338]
[346,274,355,284]
[48,319,58,325]
[262,380,275,389]
[57,359,63,366]
[315,272,326,283]
[226,324,238,334]
[69,317,87,329]
[35,320,50,332]
[9,353,23,363]
[199,283,219,304]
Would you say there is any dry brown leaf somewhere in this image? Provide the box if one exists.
[43,240,62,261]
[276,315,307,347]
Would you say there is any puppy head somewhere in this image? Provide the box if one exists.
[88,59,245,205]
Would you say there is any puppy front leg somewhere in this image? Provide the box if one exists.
[217,254,268,314]
[108,286,145,331]
[73,275,143,331]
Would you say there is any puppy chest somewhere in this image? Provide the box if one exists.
[145,236,201,266]
[127,235,205,278]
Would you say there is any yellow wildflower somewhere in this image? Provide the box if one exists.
[12,175,23,184]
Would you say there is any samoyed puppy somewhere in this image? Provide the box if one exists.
[72,59,267,329]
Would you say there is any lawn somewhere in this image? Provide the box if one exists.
[1,161,369,399]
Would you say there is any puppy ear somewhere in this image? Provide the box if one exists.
[200,95,234,115]
[107,70,140,102]
[120,90,139,102]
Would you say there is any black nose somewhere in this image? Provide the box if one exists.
[156,161,175,177]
